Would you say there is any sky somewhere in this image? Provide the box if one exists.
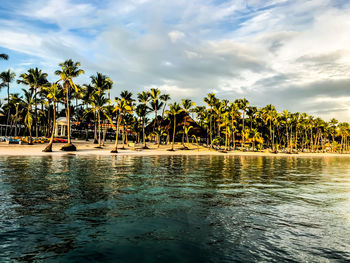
[1,0,350,121]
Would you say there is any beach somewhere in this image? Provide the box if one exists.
[0,140,348,157]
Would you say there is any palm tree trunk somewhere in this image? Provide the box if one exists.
[102,120,107,146]
[209,112,213,149]
[269,120,273,151]
[295,126,298,151]
[43,101,56,152]
[34,86,38,138]
[233,132,236,149]
[142,117,147,148]
[224,126,228,151]
[111,114,121,153]
[61,82,76,151]
[94,112,98,144]
[5,83,10,137]
[161,103,167,120]
[66,85,71,144]
[285,126,289,150]
[171,115,176,151]
[242,111,245,151]
[98,110,101,147]
[28,125,33,145]
[14,104,18,137]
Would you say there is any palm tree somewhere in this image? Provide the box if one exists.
[204,93,218,149]
[150,88,161,131]
[136,103,150,148]
[120,90,134,102]
[262,104,277,151]
[181,99,196,147]
[7,94,23,136]
[251,128,263,151]
[166,102,183,151]
[81,84,95,141]
[88,91,110,148]
[160,94,171,119]
[329,118,338,144]
[90,73,113,144]
[111,97,133,153]
[281,110,290,150]
[55,59,85,151]
[0,69,16,103]
[149,99,164,143]
[291,112,300,152]
[0,53,8,60]
[120,90,134,147]
[229,102,240,149]
[21,89,34,144]
[17,68,48,137]
[102,104,114,146]
[220,110,231,151]
[91,72,113,97]
[235,98,249,151]
[247,106,257,130]
[0,69,16,136]
[137,91,151,148]
[42,84,62,152]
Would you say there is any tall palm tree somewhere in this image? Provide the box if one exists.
[160,94,171,119]
[204,93,218,149]
[120,90,134,147]
[42,84,62,152]
[220,110,231,151]
[111,97,133,153]
[90,73,113,144]
[120,90,134,102]
[55,59,85,151]
[329,118,338,144]
[150,88,161,129]
[291,112,300,152]
[21,89,34,144]
[137,91,151,148]
[0,69,15,103]
[281,110,290,150]
[166,102,183,151]
[181,99,196,147]
[235,98,249,151]
[17,68,48,137]
[7,93,23,136]
[90,72,113,97]
[247,106,257,130]
[149,99,164,143]
[0,69,16,136]
[81,84,95,141]
[136,104,149,144]
[88,91,110,148]
[262,104,277,151]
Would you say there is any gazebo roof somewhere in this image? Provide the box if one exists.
[56,117,68,125]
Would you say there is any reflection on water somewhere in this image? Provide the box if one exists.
[1,155,350,262]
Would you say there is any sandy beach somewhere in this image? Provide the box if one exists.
[0,140,349,157]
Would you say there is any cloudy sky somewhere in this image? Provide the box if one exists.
[1,0,350,120]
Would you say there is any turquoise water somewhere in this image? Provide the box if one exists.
[1,155,350,262]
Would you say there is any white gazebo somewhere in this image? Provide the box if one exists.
[55,117,69,137]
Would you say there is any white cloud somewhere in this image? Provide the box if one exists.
[168,31,185,43]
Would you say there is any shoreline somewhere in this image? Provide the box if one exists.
[0,141,349,158]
